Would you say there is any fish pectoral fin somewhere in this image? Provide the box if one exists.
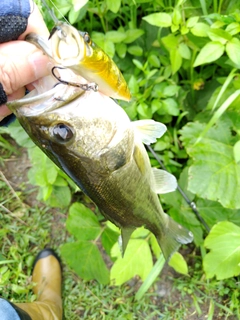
[132,120,167,145]
[151,167,177,194]
[119,227,135,256]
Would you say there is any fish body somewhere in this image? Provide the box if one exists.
[26,22,131,101]
[8,80,193,260]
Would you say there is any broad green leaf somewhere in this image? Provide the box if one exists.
[162,98,179,116]
[186,16,199,28]
[172,7,182,26]
[7,120,34,148]
[115,42,127,59]
[161,34,178,51]
[170,49,182,74]
[143,13,172,28]
[66,203,101,241]
[127,45,143,56]
[180,122,240,209]
[191,22,210,37]
[106,31,126,43]
[197,198,240,228]
[168,252,188,275]
[46,161,58,184]
[106,0,121,13]
[128,75,139,95]
[72,0,88,11]
[163,85,180,97]
[150,234,161,258]
[47,185,71,208]
[178,43,191,59]
[207,28,232,44]
[123,29,145,44]
[226,38,240,67]
[110,239,153,285]
[148,54,160,68]
[194,41,225,67]
[233,140,240,163]
[101,227,119,256]
[203,221,240,279]
[61,241,109,284]
[137,102,152,119]
[226,22,240,36]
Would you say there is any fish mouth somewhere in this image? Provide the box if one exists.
[7,81,84,118]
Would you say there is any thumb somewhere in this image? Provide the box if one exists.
[0,41,50,95]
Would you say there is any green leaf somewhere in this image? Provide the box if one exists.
[47,185,71,208]
[143,13,172,27]
[191,22,210,37]
[162,98,179,116]
[170,49,182,74]
[178,43,191,60]
[194,41,225,67]
[233,140,240,163]
[186,16,199,28]
[7,120,34,148]
[72,0,88,11]
[203,221,240,279]
[110,239,153,285]
[137,102,152,119]
[148,54,160,68]
[180,122,240,209]
[123,29,145,44]
[106,0,121,13]
[225,22,240,36]
[168,252,188,275]
[127,45,143,56]
[105,31,126,43]
[115,42,127,58]
[197,198,240,228]
[66,203,101,241]
[226,38,240,67]
[207,28,232,44]
[161,34,178,51]
[61,241,109,284]
[101,227,119,256]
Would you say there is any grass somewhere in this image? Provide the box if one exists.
[0,141,239,319]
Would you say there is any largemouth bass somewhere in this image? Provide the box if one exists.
[26,22,131,101]
[7,74,193,260]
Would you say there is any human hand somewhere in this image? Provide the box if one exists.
[0,0,50,122]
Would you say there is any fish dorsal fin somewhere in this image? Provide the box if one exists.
[120,227,135,256]
[132,120,166,145]
[151,167,177,194]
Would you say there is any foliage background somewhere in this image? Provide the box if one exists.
[1,0,240,318]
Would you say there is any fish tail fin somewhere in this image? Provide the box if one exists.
[156,215,193,261]
[119,227,135,257]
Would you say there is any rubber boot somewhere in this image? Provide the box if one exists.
[14,248,63,320]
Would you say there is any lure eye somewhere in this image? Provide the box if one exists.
[83,32,92,45]
[51,123,74,142]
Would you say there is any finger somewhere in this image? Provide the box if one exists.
[0,41,50,95]
[0,87,25,120]
[19,1,50,40]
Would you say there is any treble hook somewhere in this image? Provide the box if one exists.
[51,66,99,92]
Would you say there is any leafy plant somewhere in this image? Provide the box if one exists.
[4,0,240,305]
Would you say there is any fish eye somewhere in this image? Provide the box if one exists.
[51,123,74,143]
[83,32,92,45]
